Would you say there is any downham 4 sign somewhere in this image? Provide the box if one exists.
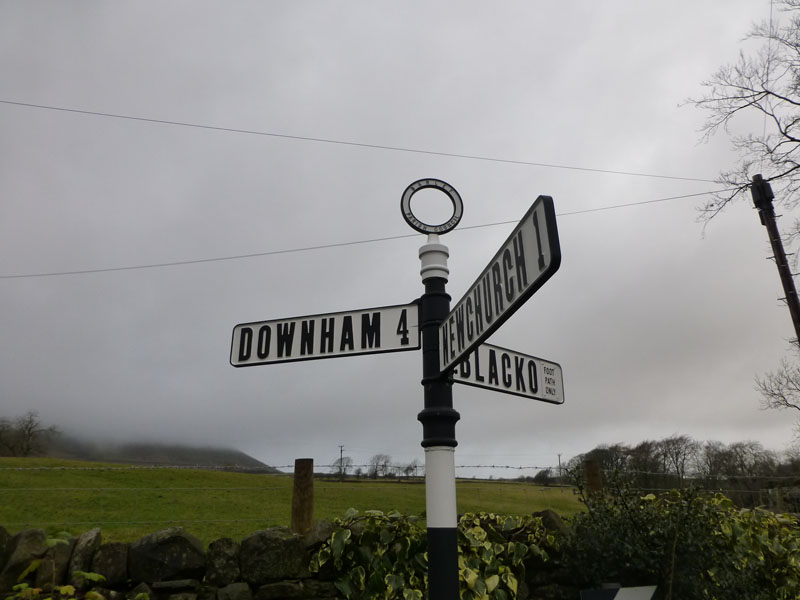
[440,196,561,371]
[230,303,419,366]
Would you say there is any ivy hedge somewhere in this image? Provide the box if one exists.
[310,484,800,600]
[310,509,555,600]
[566,484,800,599]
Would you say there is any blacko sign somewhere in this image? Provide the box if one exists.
[453,343,564,404]
[439,196,561,372]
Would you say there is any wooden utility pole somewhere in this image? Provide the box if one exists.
[751,174,800,344]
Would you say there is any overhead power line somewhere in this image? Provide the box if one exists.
[0,190,721,280]
[0,99,714,183]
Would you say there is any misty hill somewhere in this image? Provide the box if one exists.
[47,434,280,472]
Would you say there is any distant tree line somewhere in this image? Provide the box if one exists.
[0,410,59,457]
[565,434,800,508]
[327,453,422,480]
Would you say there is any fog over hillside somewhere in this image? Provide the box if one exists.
[46,433,279,471]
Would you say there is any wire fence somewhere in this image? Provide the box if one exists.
[0,463,578,541]
[584,465,800,512]
[3,461,798,541]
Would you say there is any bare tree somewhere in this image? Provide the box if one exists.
[659,434,699,486]
[727,440,777,477]
[0,417,14,456]
[627,439,668,490]
[533,468,554,486]
[583,443,630,473]
[756,354,800,434]
[367,453,392,478]
[688,1,800,219]
[329,455,353,479]
[627,440,665,474]
[696,440,730,483]
[690,3,800,426]
[0,411,59,457]
[402,459,421,478]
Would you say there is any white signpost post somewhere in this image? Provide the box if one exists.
[229,180,563,600]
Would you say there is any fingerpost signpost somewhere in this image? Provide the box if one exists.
[230,179,563,599]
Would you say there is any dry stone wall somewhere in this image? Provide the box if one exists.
[0,514,577,600]
[0,524,339,600]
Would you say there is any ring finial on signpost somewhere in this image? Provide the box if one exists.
[401,179,463,234]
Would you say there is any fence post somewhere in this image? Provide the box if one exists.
[775,487,785,512]
[291,458,314,534]
[583,459,603,495]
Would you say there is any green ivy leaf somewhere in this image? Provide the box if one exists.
[331,528,352,560]
[349,565,365,591]
[500,570,518,595]
[72,571,105,583]
[379,528,394,545]
[512,542,528,564]
[310,546,331,572]
[334,577,353,599]
[17,560,41,582]
[385,573,405,594]
[494,589,509,600]
[473,577,487,597]
[462,567,479,589]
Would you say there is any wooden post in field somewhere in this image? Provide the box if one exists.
[291,458,314,534]
[583,459,603,495]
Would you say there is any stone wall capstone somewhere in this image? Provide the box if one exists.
[240,528,307,586]
[91,542,128,588]
[0,529,47,592]
[0,527,11,570]
[35,537,75,591]
[68,528,102,587]
[128,527,206,584]
[206,538,240,587]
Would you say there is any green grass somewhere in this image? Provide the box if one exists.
[0,458,583,544]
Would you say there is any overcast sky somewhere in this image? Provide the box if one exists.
[2,1,797,477]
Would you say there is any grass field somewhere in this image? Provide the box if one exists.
[0,458,583,544]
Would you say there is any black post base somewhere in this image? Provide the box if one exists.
[427,527,459,599]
